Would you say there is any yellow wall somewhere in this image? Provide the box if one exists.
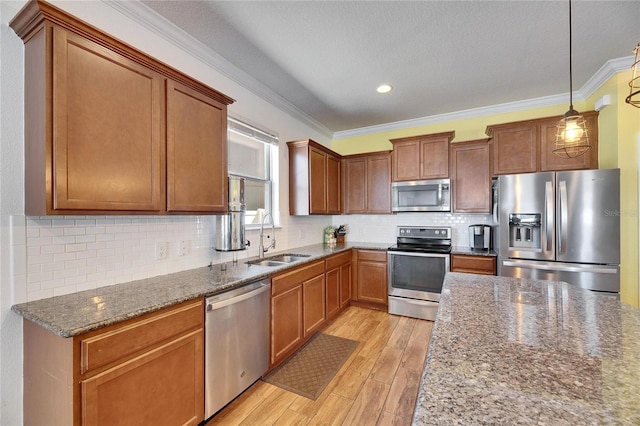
[332,103,590,154]
[331,72,640,307]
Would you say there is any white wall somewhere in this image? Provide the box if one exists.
[0,1,330,423]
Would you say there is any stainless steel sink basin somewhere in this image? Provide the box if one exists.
[250,260,288,267]
[267,254,311,263]
[246,253,311,267]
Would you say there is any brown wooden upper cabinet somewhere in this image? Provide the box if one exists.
[343,151,392,214]
[287,139,341,215]
[390,131,455,181]
[487,111,598,176]
[11,1,234,215]
[450,139,492,213]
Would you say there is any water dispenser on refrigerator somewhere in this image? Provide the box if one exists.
[508,213,541,251]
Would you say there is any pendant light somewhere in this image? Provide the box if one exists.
[626,42,640,108]
[553,0,591,159]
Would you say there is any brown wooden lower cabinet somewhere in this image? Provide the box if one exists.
[270,285,303,367]
[270,260,325,369]
[325,251,353,320]
[23,299,204,426]
[303,274,326,337]
[450,254,497,275]
[353,249,388,308]
[81,331,202,425]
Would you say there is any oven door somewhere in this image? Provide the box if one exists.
[388,251,450,301]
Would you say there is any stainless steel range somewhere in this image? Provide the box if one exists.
[388,226,451,321]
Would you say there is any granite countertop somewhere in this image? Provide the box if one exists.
[450,246,497,257]
[413,272,640,425]
[12,242,391,337]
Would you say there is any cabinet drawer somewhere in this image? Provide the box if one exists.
[272,261,325,296]
[357,250,387,262]
[325,251,352,269]
[451,255,497,275]
[80,300,203,375]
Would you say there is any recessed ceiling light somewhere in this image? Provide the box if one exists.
[376,84,393,94]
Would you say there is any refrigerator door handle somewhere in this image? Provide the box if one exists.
[558,180,568,254]
[502,260,618,274]
[545,181,554,252]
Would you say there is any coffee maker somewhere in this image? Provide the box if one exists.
[469,224,491,250]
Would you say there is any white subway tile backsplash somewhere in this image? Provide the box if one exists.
[23,211,488,303]
[23,215,220,301]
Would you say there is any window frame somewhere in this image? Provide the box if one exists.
[227,116,279,229]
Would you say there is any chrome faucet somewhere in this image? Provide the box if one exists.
[259,212,276,259]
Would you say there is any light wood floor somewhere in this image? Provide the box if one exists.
[206,306,433,425]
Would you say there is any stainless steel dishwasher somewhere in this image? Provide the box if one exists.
[205,278,271,420]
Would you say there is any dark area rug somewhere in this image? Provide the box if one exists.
[262,333,359,400]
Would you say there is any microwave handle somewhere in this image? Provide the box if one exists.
[437,184,443,205]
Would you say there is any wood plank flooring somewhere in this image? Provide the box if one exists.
[206,306,433,426]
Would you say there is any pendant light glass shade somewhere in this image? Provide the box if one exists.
[553,109,591,158]
[554,0,590,158]
[626,42,640,108]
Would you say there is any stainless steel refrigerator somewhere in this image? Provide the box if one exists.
[498,168,620,293]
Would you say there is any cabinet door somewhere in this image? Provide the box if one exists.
[392,140,421,181]
[367,155,392,214]
[326,154,342,214]
[357,261,388,305]
[344,157,367,213]
[309,147,327,213]
[52,27,163,211]
[451,141,491,213]
[339,263,352,308]
[166,80,227,212]
[326,267,341,320]
[420,138,449,179]
[81,330,203,426]
[303,274,326,338]
[492,124,538,175]
[539,113,598,171]
[271,285,303,366]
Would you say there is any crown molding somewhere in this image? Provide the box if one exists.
[102,0,333,140]
[577,56,634,100]
[101,1,633,142]
[334,55,634,140]
[333,93,567,140]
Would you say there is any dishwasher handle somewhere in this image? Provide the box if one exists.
[206,281,270,312]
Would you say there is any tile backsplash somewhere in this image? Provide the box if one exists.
[25,215,214,301]
[333,212,495,246]
[21,212,492,302]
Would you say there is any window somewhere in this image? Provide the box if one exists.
[227,116,279,226]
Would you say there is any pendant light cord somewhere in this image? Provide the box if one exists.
[568,0,573,110]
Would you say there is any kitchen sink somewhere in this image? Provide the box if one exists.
[267,254,311,263]
[246,253,311,267]
[250,260,288,267]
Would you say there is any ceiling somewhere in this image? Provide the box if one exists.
[141,1,640,133]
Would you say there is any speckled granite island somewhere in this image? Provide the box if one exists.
[413,272,640,425]
[12,242,391,337]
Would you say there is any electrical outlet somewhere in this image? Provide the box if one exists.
[178,240,190,256]
[155,242,169,260]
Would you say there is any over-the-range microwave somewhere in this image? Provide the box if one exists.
[391,178,451,212]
